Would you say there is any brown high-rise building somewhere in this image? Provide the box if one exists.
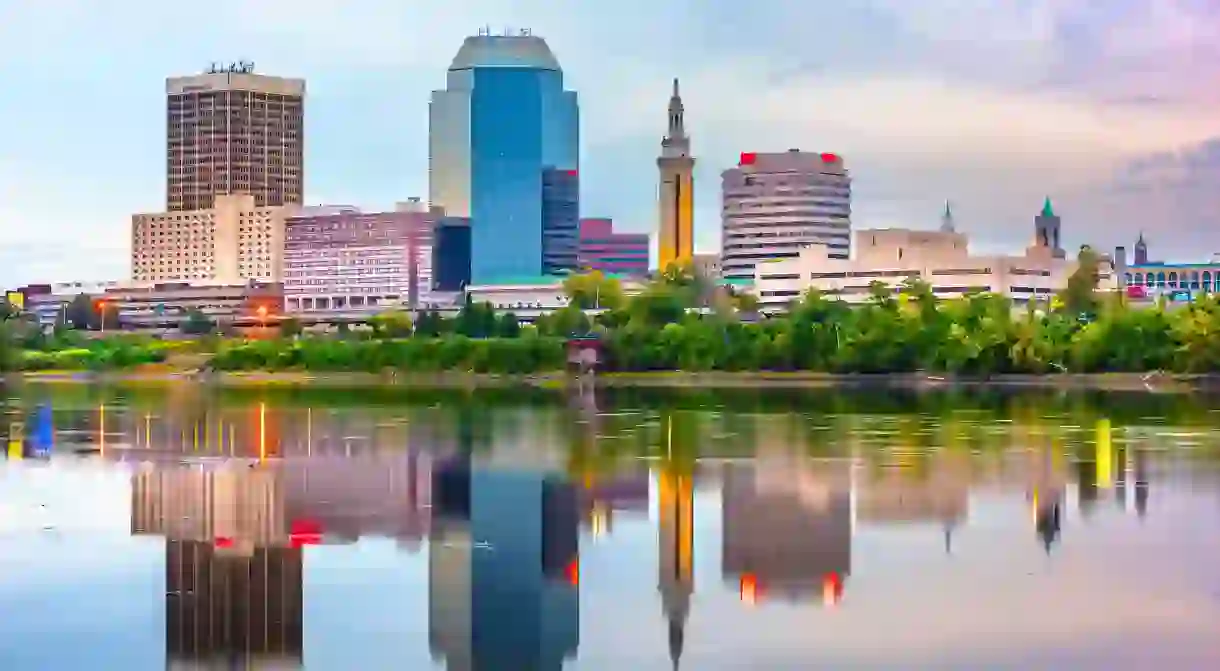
[166,63,305,212]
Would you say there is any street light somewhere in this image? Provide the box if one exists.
[92,299,108,335]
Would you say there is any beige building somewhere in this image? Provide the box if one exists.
[753,227,1116,308]
[166,64,305,211]
[131,194,297,283]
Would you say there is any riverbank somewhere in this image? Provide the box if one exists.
[3,369,1216,393]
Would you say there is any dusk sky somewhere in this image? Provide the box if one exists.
[2,0,1219,286]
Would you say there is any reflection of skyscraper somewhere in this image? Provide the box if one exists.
[165,541,303,666]
[722,461,851,605]
[656,464,693,668]
[428,457,580,670]
[131,465,303,668]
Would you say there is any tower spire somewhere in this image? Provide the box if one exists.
[667,78,686,142]
[940,200,955,232]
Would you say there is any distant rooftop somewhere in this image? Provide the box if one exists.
[1129,261,1220,269]
[469,272,638,288]
[448,34,561,71]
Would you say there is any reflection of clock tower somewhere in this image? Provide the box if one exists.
[657,417,694,669]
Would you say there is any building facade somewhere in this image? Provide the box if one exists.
[692,253,721,281]
[657,79,695,272]
[542,168,580,274]
[14,280,122,327]
[104,280,282,328]
[577,218,649,276]
[429,32,580,283]
[131,194,297,284]
[166,65,305,211]
[466,276,647,313]
[752,225,1115,308]
[433,217,473,294]
[282,203,440,315]
[721,150,851,282]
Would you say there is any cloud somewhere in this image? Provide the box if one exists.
[1,0,1218,283]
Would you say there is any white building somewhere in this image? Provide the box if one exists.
[753,228,1115,309]
[465,276,647,313]
[720,150,851,282]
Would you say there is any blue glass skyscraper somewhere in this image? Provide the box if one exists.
[429,32,580,283]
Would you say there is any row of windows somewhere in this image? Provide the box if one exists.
[1127,271,1220,290]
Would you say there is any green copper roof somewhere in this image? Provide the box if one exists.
[943,201,952,218]
[1041,196,1054,218]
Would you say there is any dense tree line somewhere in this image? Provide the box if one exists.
[7,252,1220,374]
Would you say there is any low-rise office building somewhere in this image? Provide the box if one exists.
[104,281,282,329]
[466,276,646,313]
[13,280,123,327]
[753,226,1114,308]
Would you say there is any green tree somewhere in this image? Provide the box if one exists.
[496,312,522,338]
[280,317,303,338]
[1060,245,1101,317]
[180,309,216,335]
[562,271,624,310]
[369,310,413,338]
[66,293,93,330]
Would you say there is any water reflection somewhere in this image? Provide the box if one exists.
[1,388,1220,669]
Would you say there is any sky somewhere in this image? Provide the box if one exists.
[1,0,1219,287]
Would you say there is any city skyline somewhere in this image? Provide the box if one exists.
[3,1,1220,287]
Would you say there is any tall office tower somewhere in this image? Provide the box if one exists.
[429,31,580,283]
[657,79,695,272]
[166,63,305,212]
[720,150,852,282]
[1033,197,1065,259]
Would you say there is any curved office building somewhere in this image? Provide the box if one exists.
[429,33,580,283]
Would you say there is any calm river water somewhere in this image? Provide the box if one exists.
[1,384,1219,670]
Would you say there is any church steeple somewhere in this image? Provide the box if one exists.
[1134,231,1149,264]
[940,200,955,232]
